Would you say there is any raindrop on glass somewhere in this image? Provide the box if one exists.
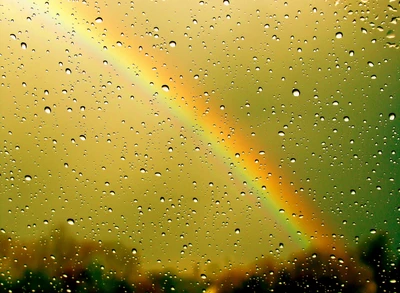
[335,32,343,39]
[292,89,300,97]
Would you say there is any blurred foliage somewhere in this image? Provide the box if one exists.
[0,231,398,292]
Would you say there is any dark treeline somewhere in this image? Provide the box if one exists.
[0,229,398,293]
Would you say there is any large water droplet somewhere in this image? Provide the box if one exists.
[24,175,32,181]
[132,248,137,255]
[335,32,343,39]
[292,89,300,97]
[169,41,176,47]
[44,106,51,114]
[162,85,170,92]
[67,218,75,225]
[21,42,27,49]
[95,17,103,23]
[389,113,396,121]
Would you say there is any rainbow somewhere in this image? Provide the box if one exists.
[12,0,340,252]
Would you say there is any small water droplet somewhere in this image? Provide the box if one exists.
[67,218,75,225]
[44,106,51,114]
[386,30,395,39]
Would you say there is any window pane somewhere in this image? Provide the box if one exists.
[1,0,398,292]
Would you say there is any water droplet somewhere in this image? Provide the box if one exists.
[235,228,240,234]
[24,175,32,181]
[349,50,355,56]
[155,172,162,177]
[44,106,51,114]
[290,158,296,163]
[168,147,173,152]
[65,68,72,74]
[370,229,377,234]
[79,135,86,141]
[389,113,396,121]
[95,17,103,23]
[259,150,265,155]
[292,89,300,97]
[223,0,230,5]
[21,42,27,49]
[335,32,343,39]
[201,274,207,279]
[278,131,285,137]
[343,116,350,122]
[169,41,176,47]
[386,30,395,39]
[10,34,16,40]
[193,197,198,203]
[132,248,137,254]
[67,218,75,225]
[220,105,225,110]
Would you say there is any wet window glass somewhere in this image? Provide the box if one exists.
[0,1,399,292]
